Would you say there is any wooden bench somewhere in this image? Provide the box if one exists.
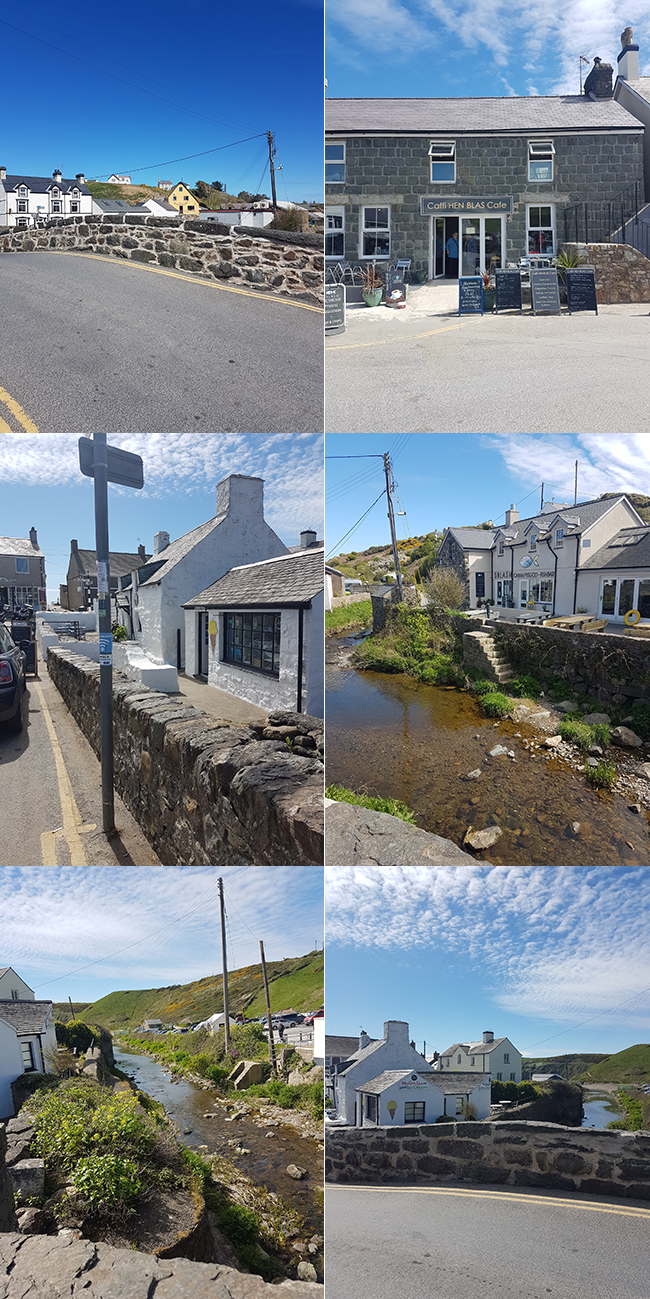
[623,624,650,637]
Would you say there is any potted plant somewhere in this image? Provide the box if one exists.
[480,270,495,312]
[362,260,384,306]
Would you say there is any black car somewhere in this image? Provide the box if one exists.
[0,623,26,732]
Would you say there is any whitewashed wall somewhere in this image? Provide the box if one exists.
[0,971,34,1000]
[0,1019,23,1118]
[360,1074,445,1127]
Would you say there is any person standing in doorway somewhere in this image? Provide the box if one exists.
[445,230,459,277]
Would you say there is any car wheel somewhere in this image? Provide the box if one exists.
[7,687,24,733]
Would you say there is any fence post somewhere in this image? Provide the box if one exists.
[575,208,578,243]
[621,203,626,245]
[584,203,589,245]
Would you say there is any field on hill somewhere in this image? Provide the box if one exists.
[576,1044,650,1084]
[87,181,243,209]
[523,1054,609,1080]
[84,952,324,1030]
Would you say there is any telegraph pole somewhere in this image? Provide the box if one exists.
[383,452,404,602]
[574,459,578,505]
[259,940,277,1076]
[93,432,115,835]
[267,130,278,212]
[218,878,230,1052]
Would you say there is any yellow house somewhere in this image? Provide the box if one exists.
[167,181,199,216]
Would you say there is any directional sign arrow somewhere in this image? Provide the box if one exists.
[78,438,144,489]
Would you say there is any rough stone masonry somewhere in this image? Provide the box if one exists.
[47,648,323,865]
[0,214,324,306]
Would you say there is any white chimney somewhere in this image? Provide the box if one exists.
[216,473,264,521]
[483,1030,494,1044]
[76,172,85,183]
[617,27,639,80]
[359,1030,370,1051]
[53,169,62,183]
[504,505,519,526]
[384,1020,410,1045]
[153,530,170,555]
[0,167,6,181]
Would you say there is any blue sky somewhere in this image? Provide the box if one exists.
[0,432,323,601]
[0,866,324,1004]
[325,866,650,1058]
[326,1,650,99]
[326,433,650,558]
[1,0,323,201]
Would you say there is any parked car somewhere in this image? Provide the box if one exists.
[0,623,26,732]
[303,1009,324,1025]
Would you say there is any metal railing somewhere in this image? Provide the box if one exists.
[563,179,650,258]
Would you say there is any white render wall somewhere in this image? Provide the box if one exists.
[303,595,324,717]
[360,1075,445,1126]
[0,1019,23,1118]
[442,1078,492,1120]
[335,1022,430,1125]
[200,597,324,716]
[0,971,34,1000]
[466,548,493,607]
[440,1038,522,1083]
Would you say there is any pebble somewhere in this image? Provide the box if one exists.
[464,825,503,850]
[587,757,599,768]
[628,803,642,814]
[490,745,509,757]
[466,769,481,779]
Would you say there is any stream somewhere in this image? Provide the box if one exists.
[326,634,650,865]
[582,1091,622,1129]
[113,1045,323,1236]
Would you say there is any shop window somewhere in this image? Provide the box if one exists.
[361,206,390,258]
[528,139,555,181]
[429,139,456,183]
[326,143,345,184]
[404,1102,425,1123]
[325,207,345,258]
[527,205,554,255]
[224,611,281,676]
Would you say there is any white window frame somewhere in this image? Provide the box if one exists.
[325,206,345,259]
[527,204,555,256]
[498,539,504,556]
[326,141,345,185]
[528,139,555,182]
[429,139,456,184]
[529,534,536,551]
[17,200,27,213]
[555,528,564,548]
[52,199,62,213]
[71,201,79,213]
[360,206,390,260]
[15,557,29,574]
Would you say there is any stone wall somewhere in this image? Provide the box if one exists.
[0,1130,17,1233]
[325,801,489,865]
[0,1234,322,1296]
[561,241,650,303]
[326,1120,650,1198]
[436,533,470,606]
[47,649,323,865]
[492,621,650,705]
[0,214,323,306]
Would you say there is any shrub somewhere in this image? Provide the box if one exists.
[268,207,308,232]
[424,568,465,611]
[558,718,592,750]
[591,723,611,749]
[70,1153,142,1207]
[508,675,542,699]
[55,1020,98,1053]
[631,700,650,740]
[471,678,495,696]
[481,691,512,718]
[586,760,616,790]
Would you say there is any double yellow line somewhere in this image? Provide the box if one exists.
[0,385,39,433]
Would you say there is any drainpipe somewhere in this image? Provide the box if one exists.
[490,546,494,605]
[296,605,304,713]
[572,535,581,614]
[545,538,559,618]
[510,547,514,608]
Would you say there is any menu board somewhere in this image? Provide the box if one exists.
[530,268,561,316]
[458,276,483,315]
[494,269,522,314]
[566,268,598,315]
[325,283,346,334]
[385,267,407,307]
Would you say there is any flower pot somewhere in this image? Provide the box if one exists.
[363,289,383,307]
[483,288,495,312]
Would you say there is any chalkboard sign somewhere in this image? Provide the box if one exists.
[566,268,598,315]
[494,269,522,314]
[325,283,346,334]
[458,276,483,316]
[530,268,561,316]
[385,268,407,307]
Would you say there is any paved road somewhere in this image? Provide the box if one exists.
[326,1184,650,1299]
[0,666,160,866]
[0,253,323,433]
[326,303,650,432]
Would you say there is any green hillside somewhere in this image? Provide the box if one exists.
[523,1054,609,1080]
[576,1044,650,1084]
[598,493,650,524]
[84,951,324,1030]
[86,181,243,209]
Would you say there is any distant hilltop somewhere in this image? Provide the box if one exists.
[523,1045,650,1084]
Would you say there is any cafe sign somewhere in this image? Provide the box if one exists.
[420,195,513,216]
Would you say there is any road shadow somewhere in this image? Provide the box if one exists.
[0,682,34,765]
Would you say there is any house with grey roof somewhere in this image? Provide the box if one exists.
[0,997,57,1116]
[0,968,35,1002]
[356,1068,491,1126]
[613,29,650,204]
[325,55,644,280]
[0,167,92,227]
[183,539,324,715]
[575,524,650,623]
[65,540,148,613]
[332,1021,430,1125]
[0,530,46,612]
[117,474,288,680]
[438,1030,522,1083]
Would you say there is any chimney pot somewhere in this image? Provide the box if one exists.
[71,539,78,551]
[584,57,613,98]
[153,530,170,556]
[29,527,38,547]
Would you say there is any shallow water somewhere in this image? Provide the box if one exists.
[114,1046,322,1234]
[326,641,650,865]
[582,1092,622,1129]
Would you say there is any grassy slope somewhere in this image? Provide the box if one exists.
[523,1054,609,1080]
[325,600,372,633]
[87,181,242,208]
[576,1044,650,1084]
[84,952,324,1030]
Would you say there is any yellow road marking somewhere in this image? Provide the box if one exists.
[35,680,88,866]
[327,320,477,350]
[46,250,322,313]
[330,1184,650,1219]
[0,385,39,433]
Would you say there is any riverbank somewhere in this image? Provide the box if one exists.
[325,599,372,635]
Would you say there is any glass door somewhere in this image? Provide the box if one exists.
[484,217,503,273]
[461,218,480,277]
[519,579,529,608]
[434,217,445,278]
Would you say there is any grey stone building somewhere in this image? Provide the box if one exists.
[325,60,644,280]
[0,530,46,610]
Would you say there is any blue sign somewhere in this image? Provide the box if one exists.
[459,277,483,316]
[99,632,113,665]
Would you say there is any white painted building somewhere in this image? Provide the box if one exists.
[183,538,324,716]
[0,1018,24,1118]
[0,968,35,1002]
[356,1068,491,1126]
[0,998,58,1114]
[200,208,275,227]
[332,1021,430,1125]
[0,168,92,227]
[117,475,288,676]
[438,1031,522,1083]
[142,197,178,217]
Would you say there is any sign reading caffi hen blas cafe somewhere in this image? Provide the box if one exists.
[420,196,514,216]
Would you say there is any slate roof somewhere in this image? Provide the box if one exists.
[616,76,650,105]
[492,495,643,545]
[93,199,150,213]
[138,517,224,588]
[437,1072,490,1094]
[69,549,149,580]
[287,539,324,554]
[0,175,91,194]
[357,1070,441,1093]
[447,527,496,549]
[441,1037,509,1056]
[0,1000,53,1035]
[326,96,642,135]
[184,548,323,609]
[0,536,44,559]
[580,526,650,570]
[326,1035,367,1059]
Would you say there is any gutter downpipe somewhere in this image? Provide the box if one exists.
[545,538,559,618]
[572,534,581,614]
[296,605,305,713]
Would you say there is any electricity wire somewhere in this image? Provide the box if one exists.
[97,135,268,180]
[326,487,387,559]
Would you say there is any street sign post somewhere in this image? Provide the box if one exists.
[79,435,144,835]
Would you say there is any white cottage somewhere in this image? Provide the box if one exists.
[118,475,288,675]
[0,999,58,1115]
[356,1068,491,1125]
[183,539,324,716]
[332,1021,430,1125]
[0,167,92,227]
[0,967,35,1001]
[438,1030,522,1083]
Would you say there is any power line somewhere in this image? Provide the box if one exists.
[326,487,387,559]
[97,135,268,180]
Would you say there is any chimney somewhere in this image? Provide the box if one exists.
[53,169,62,183]
[137,544,146,561]
[76,172,85,183]
[300,528,317,549]
[359,1030,370,1051]
[384,1020,409,1045]
[482,1030,494,1044]
[71,539,78,552]
[504,505,519,526]
[0,167,6,181]
[29,527,38,547]
[584,57,613,99]
[153,530,170,556]
[617,27,639,81]
[216,474,264,522]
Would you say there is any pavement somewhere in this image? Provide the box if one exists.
[0,666,161,866]
[173,673,267,724]
[0,252,323,433]
[326,1183,650,1299]
[326,282,650,433]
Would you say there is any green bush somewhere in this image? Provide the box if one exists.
[112,624,128,641]
[591,723,611,748]
[29,1080,155,1167]
[55,1020,99,1053]
[70,1153,142,1207]
[471,678,495,696]
[481,691,512,718]
[631,700,650,740]
[491,1080,539,1103]
[558,718,592,750]
[508,675,542,699]
[586,760,616,790]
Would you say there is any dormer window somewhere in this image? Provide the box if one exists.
[555,528,564,548]
[498,539,504,556]
[51,187,59,197]
[18,185,27,197]
[529,534,536,551]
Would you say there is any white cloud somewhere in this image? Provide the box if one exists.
[325,866,650,1029]
[484,433,650,507]
[327,0,439,56]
